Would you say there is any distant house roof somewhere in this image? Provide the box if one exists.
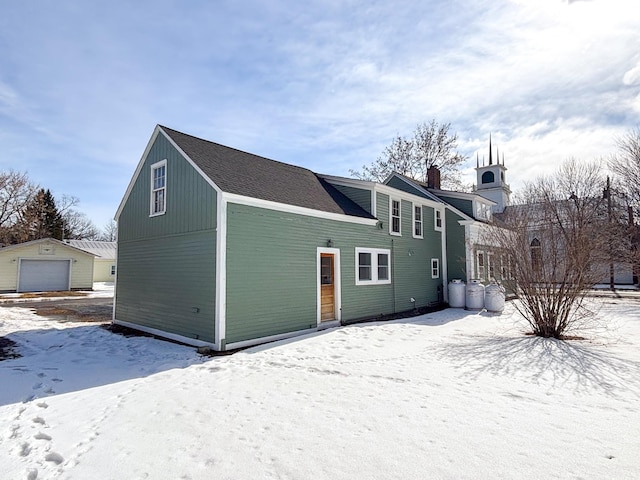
[0,238,95,256]
[160,126,375,219]
[64,240,116,259]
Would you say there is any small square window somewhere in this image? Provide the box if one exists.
[431,258,440,278]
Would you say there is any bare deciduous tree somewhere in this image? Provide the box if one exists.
[608,128,640,208]
[484,159,628,338]
[99,219,118,242]
[350,120,466,189]
[0,170,37,244]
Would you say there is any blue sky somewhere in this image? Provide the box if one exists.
[1,0,638,230]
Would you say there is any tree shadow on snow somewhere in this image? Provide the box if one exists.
[436,334,640,398]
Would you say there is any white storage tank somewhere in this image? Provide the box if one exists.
[448,279,466,308]
[465,280,485,310]
[485,282,506,312]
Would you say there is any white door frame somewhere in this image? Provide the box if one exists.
[316,247,341,325]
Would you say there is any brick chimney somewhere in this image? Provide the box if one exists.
[427,166,441,189]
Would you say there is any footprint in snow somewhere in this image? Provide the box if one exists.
[26,468,38,480]
[36,402,48,409]
[17,442,31,457]
[36,373,46,378]
[32,383,42,390]
[44,452,64,465]
[34,432,52,441]
[32,417,46,426]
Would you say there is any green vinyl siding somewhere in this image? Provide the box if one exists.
[116,131,217,342]
[118,132,217,242]
[435,194,473,218]
[115,231,216,342]
[446,210,467,282]
[224,195,443,344]
[332,185,373,214]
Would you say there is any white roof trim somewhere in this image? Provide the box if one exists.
[431,188,497,205]
[383,172,446,204]
[223,192,378,226]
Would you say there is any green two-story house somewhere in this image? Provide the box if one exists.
[114,125,473,351]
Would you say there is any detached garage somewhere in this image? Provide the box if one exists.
[0,238,95,293]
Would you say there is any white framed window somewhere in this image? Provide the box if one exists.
[110,265,116,276]
[431,258,440,278]
[390,198,401,235]
[356,248,391,285]
[488,252,495,281]
[150,160,167,216]
[477,251,485,280]
[413,204,423,238]
[434,209,443,231]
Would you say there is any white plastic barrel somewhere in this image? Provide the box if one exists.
[465,279,485,310]
[448,279,466,308]
[485,282,505,312]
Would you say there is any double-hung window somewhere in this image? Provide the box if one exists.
[413,204,423,238]
[356,248,391,285]
[434,209,443,231]
[150,160,167,216]
[390,199,401,235]
[477,251,485,280]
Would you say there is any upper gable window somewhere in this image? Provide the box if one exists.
[150,160,167,216]
[390,199,401,235]
[413,204,423,238]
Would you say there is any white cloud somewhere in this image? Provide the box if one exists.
[623,62,640,86]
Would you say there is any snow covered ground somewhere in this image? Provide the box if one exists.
[1,298,639,480]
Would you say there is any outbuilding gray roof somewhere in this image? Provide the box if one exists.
[64,240,116,259]
[160,126,375,219]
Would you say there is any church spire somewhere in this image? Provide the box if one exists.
[489,133,493,165]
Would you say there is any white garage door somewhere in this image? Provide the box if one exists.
[18,259,71,292]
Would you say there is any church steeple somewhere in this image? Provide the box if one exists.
[475,135,511,213]
[488,134,493,165]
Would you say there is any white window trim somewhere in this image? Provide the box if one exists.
[434,208,443,231]
[150,159,167,217]
[412,204,423,239]
[431,258,440,279]
[389,198,401,236]
[355,247,392,285]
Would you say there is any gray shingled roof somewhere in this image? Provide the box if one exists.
[160,126,374,219]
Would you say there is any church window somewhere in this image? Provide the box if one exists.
[481,171,494,184]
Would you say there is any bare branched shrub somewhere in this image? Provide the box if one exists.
[484,159,628,338]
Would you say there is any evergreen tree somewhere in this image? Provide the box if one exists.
[21,189,65,240]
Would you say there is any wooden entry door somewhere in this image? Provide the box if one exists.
[320,253,335,321]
